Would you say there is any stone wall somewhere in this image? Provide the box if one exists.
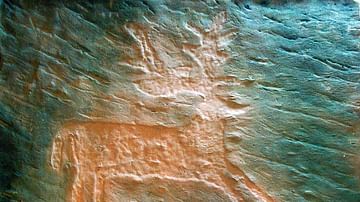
[0,0,359,201]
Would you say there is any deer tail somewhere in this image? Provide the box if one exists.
[50,134,64,172]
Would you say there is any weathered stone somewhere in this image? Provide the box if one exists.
[0,0,359,201]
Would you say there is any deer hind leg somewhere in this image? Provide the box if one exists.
[93,168,108,202]
[65,134,83,202]
[222,160,274,202]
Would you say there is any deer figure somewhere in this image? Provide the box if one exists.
[50,12,274,202]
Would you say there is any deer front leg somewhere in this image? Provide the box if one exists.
[223,160,274,202]
[220,170,245,202]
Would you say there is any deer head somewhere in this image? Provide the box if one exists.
[118,12,248,124]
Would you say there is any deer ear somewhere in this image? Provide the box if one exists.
[211,11,227,31]
[124,24,144,45]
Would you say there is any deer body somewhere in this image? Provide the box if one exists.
[51,121,239,201]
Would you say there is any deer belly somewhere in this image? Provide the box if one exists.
[78,136,224,183]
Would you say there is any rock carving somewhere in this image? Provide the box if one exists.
[50,12,273,202]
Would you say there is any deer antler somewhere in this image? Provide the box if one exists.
[124,24,165,74]
[183,12,238,80]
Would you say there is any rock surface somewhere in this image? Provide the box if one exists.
[0,0,360,201]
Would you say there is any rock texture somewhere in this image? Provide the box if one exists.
[0,0,360,201]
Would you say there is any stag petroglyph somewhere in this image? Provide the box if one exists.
[50,12,274,202]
